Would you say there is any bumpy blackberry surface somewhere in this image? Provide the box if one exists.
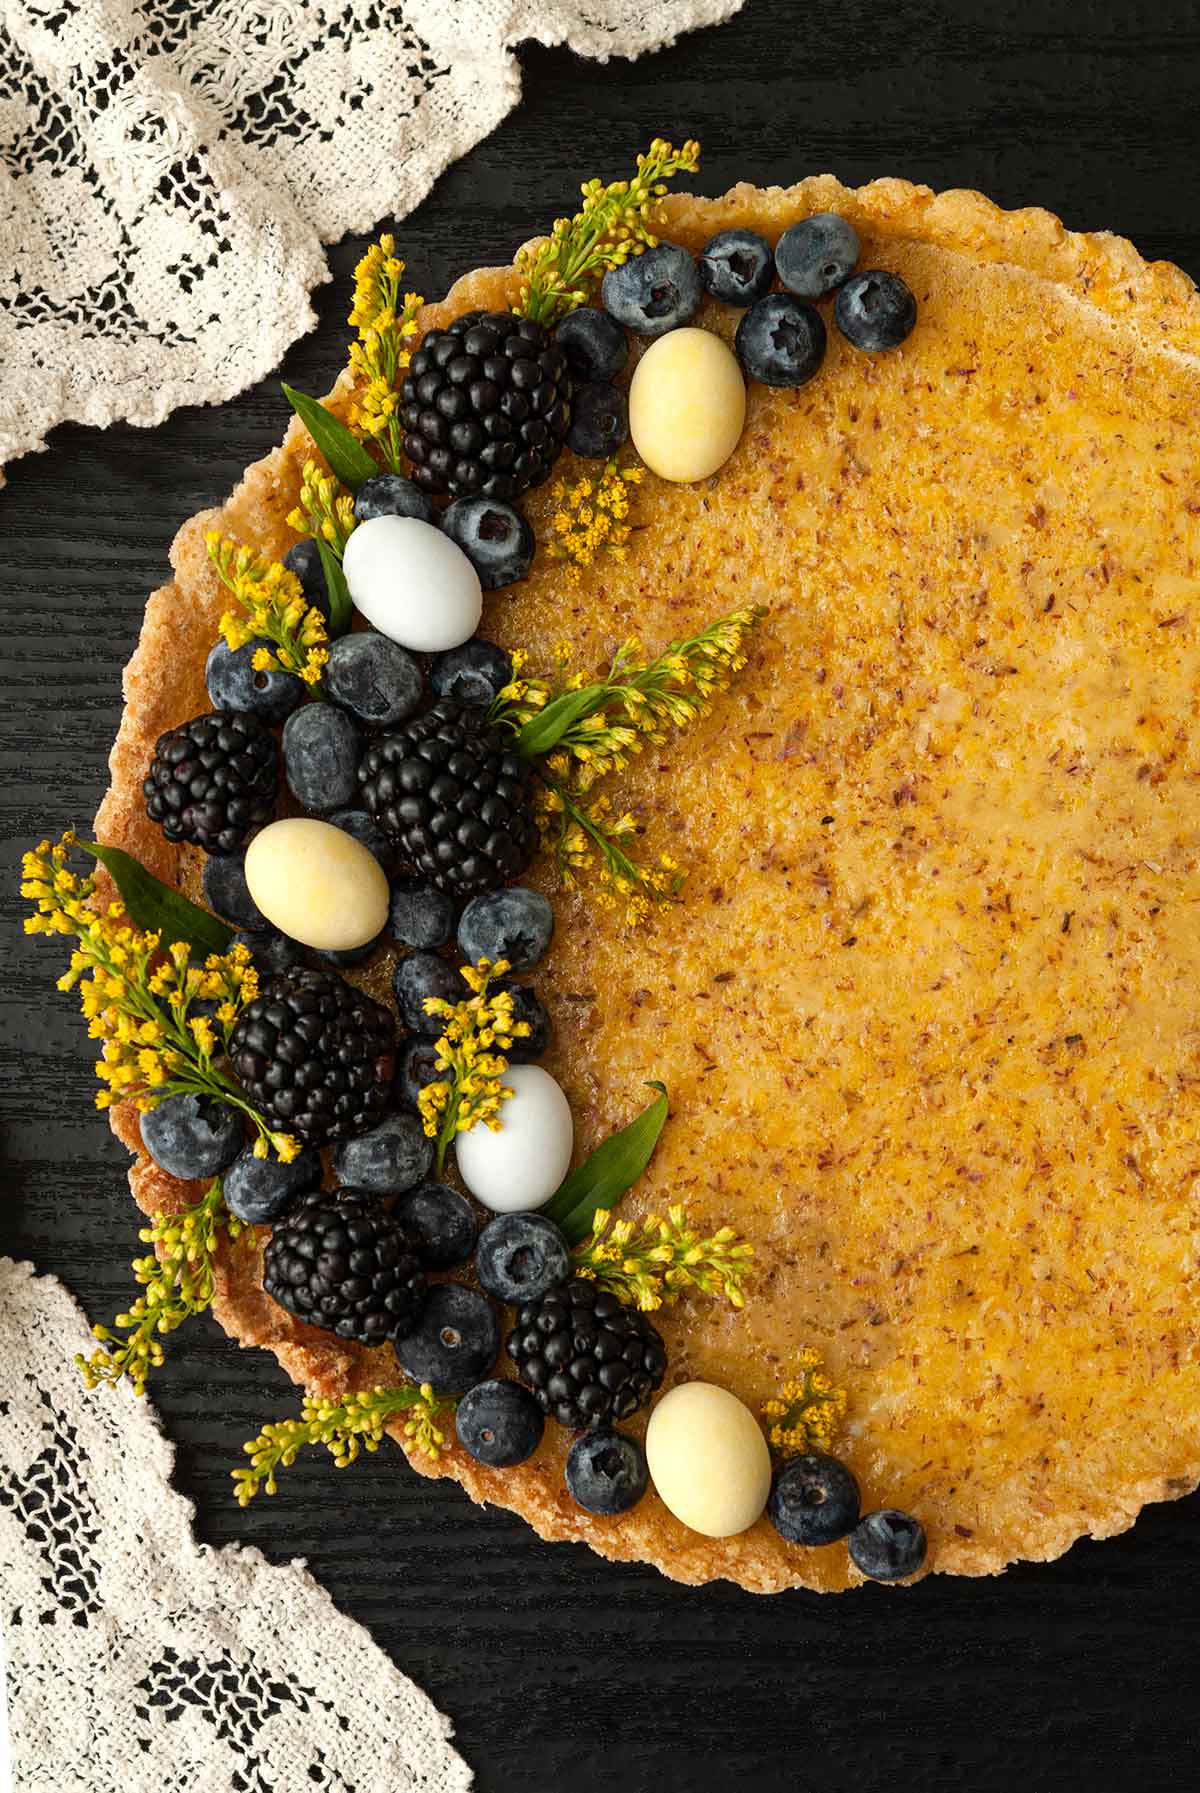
[358,700,537,897]
[507,1277,668,1430]
[229,966,396,1146]
[143,711,277,855]
[263,1188,425,1344]
[400,310,571,500]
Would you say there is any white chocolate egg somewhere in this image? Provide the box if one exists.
[454,1064,573,1213]
[628,327,746,483]
[342,515,482,652]
[645,1381,772,1538]
[244,817,389,951]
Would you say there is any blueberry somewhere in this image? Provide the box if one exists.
[329,808,396,873]
[429,639,513,709]
[456,1378,544,1467]
[475,1212,569,1303]
[697,228,775,306]
[565,1429,648,1515]
[281,703,361,810]
[847,1508,928,1581]
[458,887,554,971]
[394,1283,500,1392]
[318,928,386,969]
[775,213,860,301]
[834,270,917,352]
[283,539,332,625]
[325,632,423,727]
[233,928,307,972]
[389,878,455,951]
[735,293,826,388]
[205,638,305,725]
[767,1453,861,1546]
[202,852,266,931]
[441,498,534,590]
[392,952,462,1032]
[555,306,628,383]
[353,472,435,526]
[567,382,629,459]
[496,980,550,1061]
[223,1145,323,1225]
[140,1093,243,1180]
[601,244,701,337]
[395,1182,477,1269]
[330,1113,434,1194]
[394,1036,442,1111]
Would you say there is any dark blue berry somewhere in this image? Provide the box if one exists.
[475,1212,569,1304]
[223,1144,323,1225]
[202,852,266,931]
[318,929,386,969]
[735,293,826,388]
[328,808,396,873]
[848,1508,928,1581]
[602,244,701,337]
[205,639,305,724]
[283,539,333,626]
[325,632,423,727]
[697,228,775,306]
[834,270,917,352]
[554,306,628,383]
[565,1429,648,1515]
[429,639,513,709]
[281,703,361,810]
[353,472,435,526]
[389,878,455,951]
[395,1182,477,1269]
[776,213,860,300]
[233,928,307,972]
[497,980,550,1061]
[330,1113,433,1194]
[395,1283,500,1392]
[457,886,554,971]
[456,1378,544,1467]
[394,1036,441,1111]
[392,952,461,1031]
[140,1093,243,1180]
[567,381,629,459]
[768,1453,860,1546]
[441,498,534,590]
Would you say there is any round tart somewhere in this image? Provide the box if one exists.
[95,176,1200,1592]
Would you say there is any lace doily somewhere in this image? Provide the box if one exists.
[0,1257,474,1792]
[0,0,743,486]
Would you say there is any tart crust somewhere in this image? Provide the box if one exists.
[97,178,1200,1592]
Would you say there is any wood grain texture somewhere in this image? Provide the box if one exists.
[3,3,1199,1786]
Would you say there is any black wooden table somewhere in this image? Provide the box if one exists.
[4,4,1198,1787]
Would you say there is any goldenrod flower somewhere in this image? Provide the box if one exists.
[206,531,328,686]
[345,234,424,473]
[233,1383,456,1504]
[545,460,643,582]
[574,1204,753,1312]
[761,1349,849,1459]
[286,459,357,559]
[416,958,532,1172]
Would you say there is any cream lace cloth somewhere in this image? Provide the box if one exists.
[0,1257,474,1791]
[0,0,743,485]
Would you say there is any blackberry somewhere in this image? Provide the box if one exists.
[143,711,278,855]
[507,1277,667,1430]
[358,700,537,897]
[400,310,571,501]
[263,1188,425,1344]
[229,965,395,1145]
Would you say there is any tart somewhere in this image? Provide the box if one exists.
[84,172,1200,1593]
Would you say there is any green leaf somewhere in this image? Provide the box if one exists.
[515,682,609,759]
[282,384,379,490]
[315,537,353,637]
[74,840,232,957]
[545,1082,669,1244]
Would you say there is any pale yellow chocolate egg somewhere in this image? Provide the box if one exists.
[244,818,389,952]
[645,1381,771,1538]
[628,327,746,483]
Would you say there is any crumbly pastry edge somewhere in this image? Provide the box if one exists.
[94,176,1200,1593]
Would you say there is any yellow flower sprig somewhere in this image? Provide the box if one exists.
[762,1349,848,1459]
[206,531,329,687]
[77,1179,243,1396]
[233,1383,455,1505]
[417,959,531,1173]
[573,1204,753,1313]
[21,834,299,1161]
[515,138,702,325]
[535,780,682,927]
[286,459,357,560]
[346,234,425,472]
[545,459,644,582]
